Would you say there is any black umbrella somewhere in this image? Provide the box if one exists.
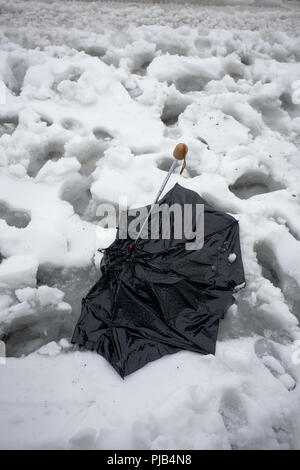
[72,144,245,377]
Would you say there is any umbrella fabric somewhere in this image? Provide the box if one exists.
[72,183,245,377]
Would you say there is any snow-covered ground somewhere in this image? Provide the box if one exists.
[1,0,300,450]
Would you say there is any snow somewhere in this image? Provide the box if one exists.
[0,0,300,450]
[228,253,237,263]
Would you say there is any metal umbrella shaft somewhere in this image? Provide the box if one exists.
[135,159,177,243]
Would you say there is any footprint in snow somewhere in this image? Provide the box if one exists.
[69,427,98,450]
[219,388,248,435]
[255,338,296,391]
[60,117,84,132]
[0,201,31,229]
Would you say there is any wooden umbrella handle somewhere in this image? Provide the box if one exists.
[173,143,188,175]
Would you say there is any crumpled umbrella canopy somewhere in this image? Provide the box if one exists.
[72,183,245,378]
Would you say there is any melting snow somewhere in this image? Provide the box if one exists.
[0,0,300,450]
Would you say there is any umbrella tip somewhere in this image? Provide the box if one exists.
[173,143,188,175]
[173,143,188,161]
